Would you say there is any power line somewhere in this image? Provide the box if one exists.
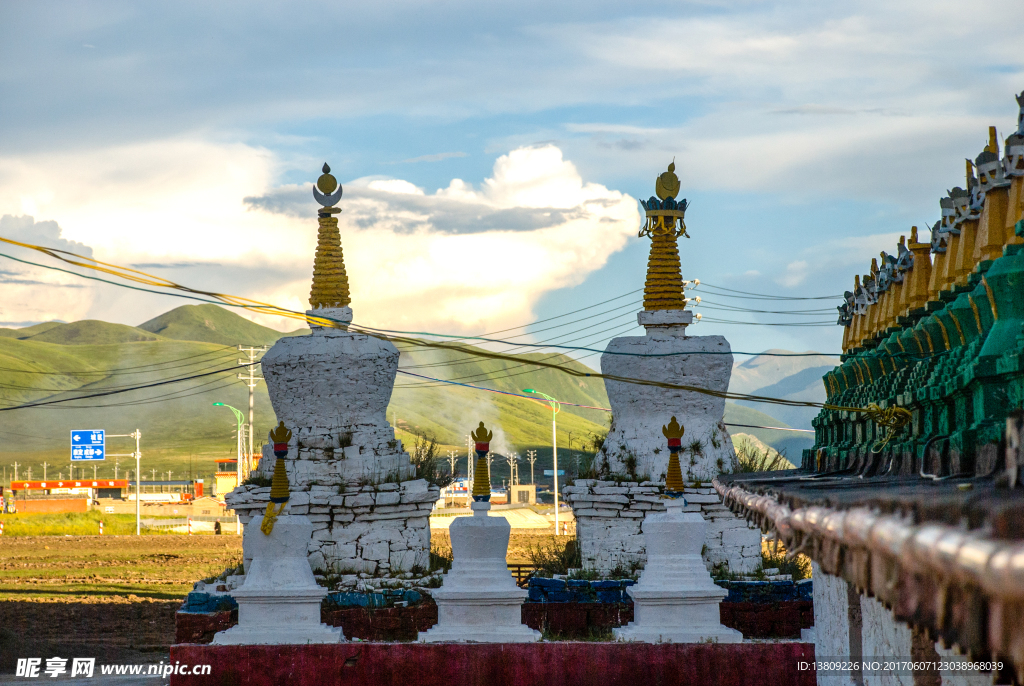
[697,282,842,300]
[0,345,236,377]
[0,362,256,412]
[0,352,239,393]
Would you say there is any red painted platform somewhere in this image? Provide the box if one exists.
[170,641,816,686]
[176,600,814,643]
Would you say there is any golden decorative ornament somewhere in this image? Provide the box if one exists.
[655,161,681,200]
[640,162,690,312]
[308,211,352,309]
[661,416,685,440]
[317,163,339,195]
[470,421,493,444]
[471,455,491,499]
[470,421,493,500]
[260,456,290,535]
[269,421,292,445]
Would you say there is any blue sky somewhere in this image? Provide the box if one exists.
[1,0,1023,358]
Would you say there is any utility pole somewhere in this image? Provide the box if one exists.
[134,430,141,536]
[12,462,18,481]
[238,345,268,479]
[446,450,458,477]
[106,430,140,532]
[26,466,31,480]
[465,434,472,490]
[93,464,97,479]
[42,462,48,480]
[527,450,537,484]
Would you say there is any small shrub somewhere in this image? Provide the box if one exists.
[761,539,812,581]
[430,538,453,574]
[240,474,272,487]
[411,433,455,489]
[735,444,792,473]
[528,537,581,577]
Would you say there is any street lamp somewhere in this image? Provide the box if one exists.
[523,388,562,534]
[213,402,246,486]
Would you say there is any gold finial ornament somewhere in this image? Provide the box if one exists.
[269,421,292,446]
[662,416,685,440]
[655,160,680,200]
[662,416,686,493]
[308,163,352,310]
[471,421,493,444]
[317,163,339,195]
[470,422,493,501]
[640,162,690,312]
[260,456,291,535]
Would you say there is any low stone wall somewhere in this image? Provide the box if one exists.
[563,480,761,574]
[170,642,817,686]
[226,478,439,576]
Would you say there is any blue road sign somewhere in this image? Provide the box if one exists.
[71,430,105,461]
[543,470,565,476]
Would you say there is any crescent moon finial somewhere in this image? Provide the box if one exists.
[314,163,343,207]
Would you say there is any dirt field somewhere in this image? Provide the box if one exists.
[0,529,564,673]
[0,535,243,672]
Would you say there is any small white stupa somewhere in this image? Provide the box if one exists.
[213,423,343,645]
[419,422,541,643]
[613,418,742,644]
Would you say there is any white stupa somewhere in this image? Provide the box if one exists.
[419,423,541,643]
[214,426,343,645]
[614,418,741,643]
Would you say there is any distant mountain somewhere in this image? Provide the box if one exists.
[729,349,838,433]
[0,306,611,488]
[0,321,65,339]
[0,305,832,483]
[13,320,161,346]
[138,304,292,346]
[730,349,839,396]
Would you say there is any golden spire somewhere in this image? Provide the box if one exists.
[662,417,686,492]
[309,163,351,310]
[470,422,493,501]
[640,162,689,311]
[260,422,292,535]
[987,126,999,155]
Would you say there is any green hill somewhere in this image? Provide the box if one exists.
[0,305,816,490]
[138,304,288,346]
[19,320,162,345]
[0,322,65,339]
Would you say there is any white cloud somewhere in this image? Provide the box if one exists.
[251,145,640,334]
[0,141,639,336]
[777,260,810,288]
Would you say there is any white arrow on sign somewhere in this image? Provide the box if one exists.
[73,435,81,441]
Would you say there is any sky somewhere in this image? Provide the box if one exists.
[1,0,1023,360]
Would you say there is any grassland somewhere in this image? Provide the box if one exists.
[0,303,815,491]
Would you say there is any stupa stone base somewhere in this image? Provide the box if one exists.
[226,306,435,578]
[613,509,741,644]
[227,479,437,576]
[564,480,762,574]
[419,502,540,643]
[213,513,343,645]
[599,330,735,481]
